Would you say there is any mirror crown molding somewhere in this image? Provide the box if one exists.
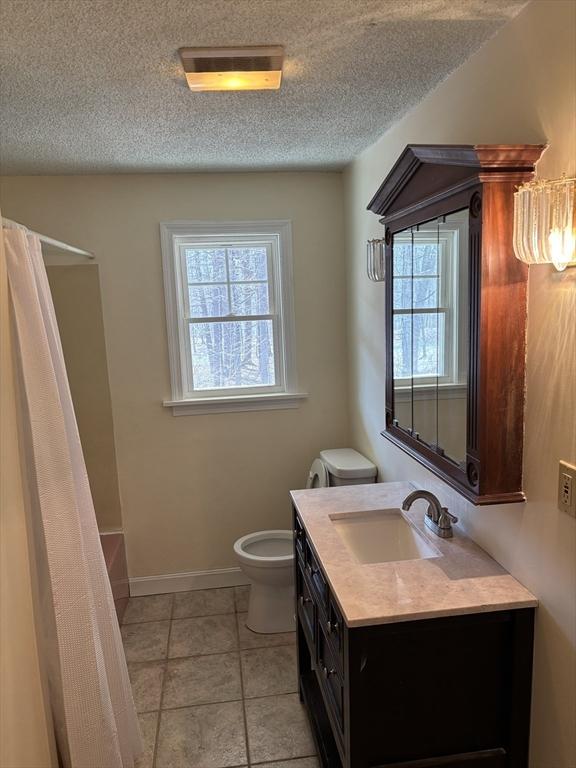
[367,144,547,223]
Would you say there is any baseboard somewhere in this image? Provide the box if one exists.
[129,567,250,596]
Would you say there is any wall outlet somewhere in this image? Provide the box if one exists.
[558,461,576,517]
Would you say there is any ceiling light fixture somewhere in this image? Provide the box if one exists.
[178,45,284,92]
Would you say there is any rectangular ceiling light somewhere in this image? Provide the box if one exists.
[179,46,284,92]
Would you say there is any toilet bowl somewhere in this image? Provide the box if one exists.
[234,448,377,634]
[233,530,294,633]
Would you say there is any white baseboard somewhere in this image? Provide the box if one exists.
[129,567,250,596]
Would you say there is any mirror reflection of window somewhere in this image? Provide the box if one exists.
[391,209,469,465]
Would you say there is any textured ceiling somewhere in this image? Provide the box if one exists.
[0,0,527,174]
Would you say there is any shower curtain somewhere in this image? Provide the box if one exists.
[3,224,142,768]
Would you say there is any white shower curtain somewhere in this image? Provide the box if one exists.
[3,225,142,768]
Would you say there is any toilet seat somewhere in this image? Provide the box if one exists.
[234,530,293,569]
[306,457,329,488]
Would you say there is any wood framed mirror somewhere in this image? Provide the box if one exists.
[368,144,545,505]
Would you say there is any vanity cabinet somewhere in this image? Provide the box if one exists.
[294,507,535,768]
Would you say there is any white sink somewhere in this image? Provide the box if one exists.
[329,508,440,564]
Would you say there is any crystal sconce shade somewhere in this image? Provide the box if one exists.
[367,238,386,281]
[513,176,576,271]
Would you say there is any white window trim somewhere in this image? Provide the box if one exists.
[160,220,306,415]
[392,223,466,389]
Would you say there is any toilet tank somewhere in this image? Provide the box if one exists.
[320,448,377,486]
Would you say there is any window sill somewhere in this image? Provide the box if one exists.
[163,392,308,416]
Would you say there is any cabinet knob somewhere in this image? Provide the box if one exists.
[321,663,336,679]
[299,595,312,607]
[326,620,338,635]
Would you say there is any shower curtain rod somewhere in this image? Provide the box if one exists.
[2,217,95,259]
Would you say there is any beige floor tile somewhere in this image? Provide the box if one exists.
[241,646,297,698]
[245,693,316,763]
[163,652,242,709]
[173,588,235,619]
[169,614,238,657]
[155,701,247,768]
[134,711,158,768]
[234,585,250,613]
[237,613,295,650]
[252,759,319,768]
[123,594,173,624]
[121,620,170,662]
[128,661,165,713]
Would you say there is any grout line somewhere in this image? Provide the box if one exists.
[167,640,295,661]
[122,617,172,628]
[151,687,300,715]
[151,592,175,768]
[123,611,235,626]
[251,756,317,766]
[251,755,317,765]
[126,640,296,666]
[236,613,252,768]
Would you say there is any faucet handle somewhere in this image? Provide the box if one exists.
[438,507,458,529]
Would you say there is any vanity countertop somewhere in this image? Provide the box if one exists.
[290,481,537,627]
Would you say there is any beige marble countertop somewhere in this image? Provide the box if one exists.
[290,481,537,627]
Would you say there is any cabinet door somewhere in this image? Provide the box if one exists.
[317,620,344,738]
[296,564,316,652]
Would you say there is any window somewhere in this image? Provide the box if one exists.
[161,221,304,414]
[392,215,468,389]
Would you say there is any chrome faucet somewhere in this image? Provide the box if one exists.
[401,490,458,539]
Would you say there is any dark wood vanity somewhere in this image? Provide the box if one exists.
[293,503,536,768]
[368,145,546,505]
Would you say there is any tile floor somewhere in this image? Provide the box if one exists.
[122,586,319,768]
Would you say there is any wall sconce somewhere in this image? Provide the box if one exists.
[367,238,386,281]
[513,176,576,271]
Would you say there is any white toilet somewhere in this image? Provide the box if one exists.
[234,448,377,633]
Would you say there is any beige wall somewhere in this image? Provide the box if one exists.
[1,216,57,768]
[343,1,576,765]
[47,264,122,531]
[0,172,349,578]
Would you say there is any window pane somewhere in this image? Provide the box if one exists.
[413,243,439,275]
[393,314,413,379]
[228,248,268,281]
[412,277,438,309]
[393,313,445,378]
[188,285,229,318]
[186,248,226,283]
[394,277,438,310]
[189,320,276,390]
[413,312,444,377]
[393,277,412,310]
[393,240,439,277]
[231,283,270,315]
[393,242,413,276]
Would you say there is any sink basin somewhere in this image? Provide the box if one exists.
[329,509,440,564]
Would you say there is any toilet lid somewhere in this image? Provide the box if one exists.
[306,458,329,489]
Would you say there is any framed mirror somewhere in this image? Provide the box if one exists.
[369,144,546,504]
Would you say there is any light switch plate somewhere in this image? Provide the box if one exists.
[558,461,576,517]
